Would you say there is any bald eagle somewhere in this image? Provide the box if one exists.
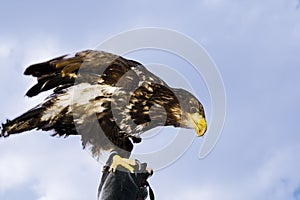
[1,50,206,171]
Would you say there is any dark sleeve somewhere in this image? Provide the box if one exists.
[98,153,154,200]
[98,170,139,200]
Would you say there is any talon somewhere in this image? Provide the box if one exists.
[109,154,137,173]
[146,168,153,176]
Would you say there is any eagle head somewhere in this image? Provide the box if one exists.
[171,89,207,137]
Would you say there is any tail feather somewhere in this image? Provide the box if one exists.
[1,107,46,137]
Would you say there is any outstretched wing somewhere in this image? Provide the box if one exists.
[2,50,176,157]
[24,50,141,97]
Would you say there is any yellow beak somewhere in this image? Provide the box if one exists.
[188,113,207,137]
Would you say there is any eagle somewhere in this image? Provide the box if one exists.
[1,50,206,172]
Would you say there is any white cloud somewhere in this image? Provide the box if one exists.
[0,153,32,190]
[0,134,100,200]
[0,35,75,118]
[20,37,62,68]
[0,36,100,200]
[160,143,300,200]
[0,39,16,58]
[254,145,300,199]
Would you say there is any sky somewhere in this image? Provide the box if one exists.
[0,0,300,199]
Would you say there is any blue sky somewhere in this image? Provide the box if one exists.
[1,0,300,199]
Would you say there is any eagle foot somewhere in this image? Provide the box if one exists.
[109,154,137,173]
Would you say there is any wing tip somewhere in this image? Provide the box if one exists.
[0,119,11,137]
[24,54,68,76]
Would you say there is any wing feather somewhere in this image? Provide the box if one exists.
[23,50,144,97]
[3,49,184,157]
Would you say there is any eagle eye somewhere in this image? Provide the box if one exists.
[190,107,198,114]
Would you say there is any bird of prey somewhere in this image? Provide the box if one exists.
[1,50,207,172]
